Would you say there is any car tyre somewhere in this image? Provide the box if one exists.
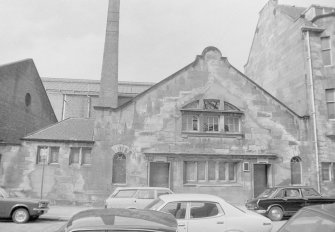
[12,208,30,223]
[267,206,283,221]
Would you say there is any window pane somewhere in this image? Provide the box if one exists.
[190,202,219,218]
[69,147,80,164]
[82,148,92,165]
[322,163,331,181]
[322,50,331,66]
[321,37,330,50]
[228,163,235,181]
[225,116,240,133]
[327,103,335,119]
[49,147,59,163]
[197,161,206,181]
[218,162,226,180]
[185,161,196,181]
[192,116,198,131]
[301,188,321,197]
[114,190,137,198]
[208,161,216,180]
[161,202,187,219]
[137,190,155,199]
[204,99,220,110]
[326,89,335,102]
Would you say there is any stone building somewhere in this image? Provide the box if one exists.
[0,59,57,189]
[1,0,334,205]
[244,0,335,194]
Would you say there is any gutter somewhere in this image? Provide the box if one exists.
[304,29,321,193]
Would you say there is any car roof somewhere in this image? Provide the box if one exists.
[159,193,224,202]
[65,208,177,231]
[115,187,172,191]
[303,203,335,218]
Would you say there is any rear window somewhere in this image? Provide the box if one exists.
[157,190,172,197]
[113,190,137,198]
[145,198,165,210]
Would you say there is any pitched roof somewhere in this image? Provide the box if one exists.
[22,118,94,142]
[277,4,306,20]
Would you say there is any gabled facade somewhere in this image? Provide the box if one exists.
[90,47,313,203]
[245,0,335,194]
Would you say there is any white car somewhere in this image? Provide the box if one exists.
[145,193,273,232]
[105,187,173,209]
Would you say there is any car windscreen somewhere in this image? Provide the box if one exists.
[144,198,165,210]
[257,188,277,198]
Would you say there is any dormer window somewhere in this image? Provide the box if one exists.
[181,99,243,136]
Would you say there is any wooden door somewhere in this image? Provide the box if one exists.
[253,164,269,197]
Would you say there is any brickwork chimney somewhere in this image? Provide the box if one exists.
[99,0,120,108]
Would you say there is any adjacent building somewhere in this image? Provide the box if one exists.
[244,0,335,194]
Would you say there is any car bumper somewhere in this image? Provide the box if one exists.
[32,208,49,215]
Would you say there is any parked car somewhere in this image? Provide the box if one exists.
[245,186,335,221]
[278,203,335,232]
[0,187,49,223]
[105,187,173,209]
[55,208,178,232]
[145,193,273,232]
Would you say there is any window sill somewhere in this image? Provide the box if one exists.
[183,183,242,187]
[182,131,244,138]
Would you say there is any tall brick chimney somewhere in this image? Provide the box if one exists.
[99,0,120,108]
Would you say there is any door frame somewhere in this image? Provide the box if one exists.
[148,161,171,188]
[252,163,272,197]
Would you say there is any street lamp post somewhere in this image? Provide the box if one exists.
[40,148,48,199]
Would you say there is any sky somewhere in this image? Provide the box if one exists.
[0,0,334,83]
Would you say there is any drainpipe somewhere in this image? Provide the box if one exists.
[305,30,321,193]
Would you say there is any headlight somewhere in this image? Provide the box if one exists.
[245,203,258,210]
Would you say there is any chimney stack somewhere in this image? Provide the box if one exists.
[99,0,120,108]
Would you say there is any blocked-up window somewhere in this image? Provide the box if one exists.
[49,147,60,164]
[69,147,80,165]
[326,89,335,119]
[112,153,126,184]
[81,148,92,165]
[321,36,332,66]
[321,162,331,181]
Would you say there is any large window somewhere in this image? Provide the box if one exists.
[36,146,60,164]
[321,36,332,66]
[112,153,126,184]
[69,147,92,165]
[291,156,302,185]
[181,99,242,135]
[326,89,335,119]
[184,160,238,184]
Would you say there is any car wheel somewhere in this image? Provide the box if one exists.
[12,208,30,223]
[267,206,283,221]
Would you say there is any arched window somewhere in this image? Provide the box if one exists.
[112,153,126,184]
[291,156,302,185]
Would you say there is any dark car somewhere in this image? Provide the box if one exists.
[56,208,177,232]
[278,203,335,232]
[245,186,335,221]
[0,187,49,223]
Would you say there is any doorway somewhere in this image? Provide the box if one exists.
[149,162,170,188]
[253,164,270,197]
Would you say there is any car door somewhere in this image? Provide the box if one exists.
[186,201,227,232]
[134,189,155,209]
[301,188,326,206]
[0,191,5,216]
[160,201,188,232]
[283,188,306,214]
[110,189,137,208]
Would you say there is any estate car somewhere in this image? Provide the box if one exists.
[105,187,173,209]
[246,186,335,221]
